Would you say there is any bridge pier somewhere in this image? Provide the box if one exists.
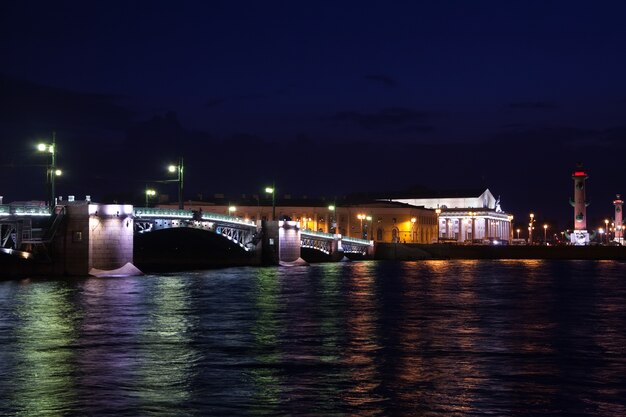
[261,220,306,266]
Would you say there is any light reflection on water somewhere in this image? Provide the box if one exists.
[0,260,625,416]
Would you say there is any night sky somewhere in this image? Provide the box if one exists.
[2,1,626,230]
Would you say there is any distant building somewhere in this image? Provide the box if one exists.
[157,188,513,244]
[386,188,513,243]
[158,196,438,244]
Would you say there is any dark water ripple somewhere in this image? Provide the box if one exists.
[1,260,625,416]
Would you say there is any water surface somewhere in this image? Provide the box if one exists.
[1,260,625,416]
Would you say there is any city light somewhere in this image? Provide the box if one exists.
[265,185,276,220]
[36,133,58,210]
[167,157,184,209]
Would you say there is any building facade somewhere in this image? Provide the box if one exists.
[157,200,438,244]
[388,188,513,243]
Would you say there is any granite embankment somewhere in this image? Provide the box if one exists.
[375,243,626,261]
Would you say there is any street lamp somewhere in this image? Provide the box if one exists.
[435,207,442,243]
[516,228,521,239]
[37,132,61,210]
[411,217,417,242]
[543,224,548,245]
[357,213,365,238]
[366,215,372,240]
[529,213,535,245]
[229,206,237,216]
[145,188,156,207]
[604,219,609,244]
[599,228,605,244]
[168,157,184,209]
[328,205,337,234]
[265,185,275,220]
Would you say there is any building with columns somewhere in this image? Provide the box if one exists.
[386,188,513,243]
[157,187,512,244]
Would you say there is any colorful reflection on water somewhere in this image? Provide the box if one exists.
[1,260,625,416]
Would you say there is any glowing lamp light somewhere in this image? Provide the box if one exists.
[54,169,62,176]
[37,143,48,152]
[265,187,274,194]
[411,217,417,223]
[168,165,177,173]
[328,205,335,211]
[229,206,236,213]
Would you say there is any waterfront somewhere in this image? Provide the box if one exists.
[1,260,625,416]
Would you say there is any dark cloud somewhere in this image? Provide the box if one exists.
[364,74,397,88]
[205,98,227,108]
[508,101,557,109]
[0,74,133,133]
[237,93,267,100]
[331,107,431,130]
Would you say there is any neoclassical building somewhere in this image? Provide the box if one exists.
[157,188,512,244]
[387,188,513,243]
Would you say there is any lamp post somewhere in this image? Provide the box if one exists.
[168,157,184,209]
[145,188,156,207]
[604,219,609,244]
[543,224,548,245]
[529,213,535,245]
[435,207,441,243]
[357,214,365,239]
[599,228,604,244]
[328,205,336,234]
[366,215,372,240]
[516,228,521,239]
[265,185,276,220]
[411,217,417,242]
[229,206,236,217]
[37,132,61,210]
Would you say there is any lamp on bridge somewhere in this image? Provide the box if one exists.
[328,205,336,234]
[145,188,157,207]
[411,217,417,242]
[168,157,184,210]
[265,185,276,220]
[37,132,61,210]
[229,206,237,217]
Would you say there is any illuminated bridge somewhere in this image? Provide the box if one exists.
[135,207,373,257]
[2,202,374,276]
[133,207,260,251]
[0,203,65,260]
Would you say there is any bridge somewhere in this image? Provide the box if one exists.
[1,202,373,276]
[133,207,259,252]
[0,203,65,260]
[134,207,373,257]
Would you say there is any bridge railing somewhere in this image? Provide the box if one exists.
[341,236,374,246]
[201,212,256,227]
[300,229,335,240]
[133,207,194,219]
[0,204,51,217]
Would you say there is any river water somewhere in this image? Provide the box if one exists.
[1,260,625,416]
